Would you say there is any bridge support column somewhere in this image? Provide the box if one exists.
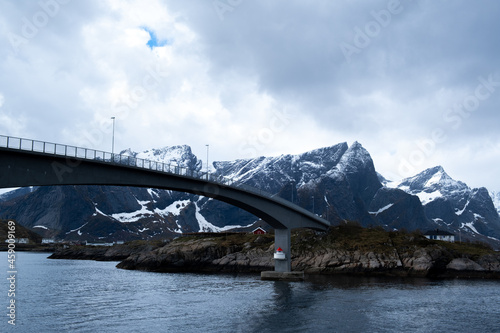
[261,227,304,281]
[274,228,291,272]
[262,227,303,281]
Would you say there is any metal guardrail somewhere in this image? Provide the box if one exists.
[0,134,327,223]
[0,135,273,198]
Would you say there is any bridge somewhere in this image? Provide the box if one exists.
[0,135,330,276]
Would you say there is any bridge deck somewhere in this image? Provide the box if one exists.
[0,135,329,231]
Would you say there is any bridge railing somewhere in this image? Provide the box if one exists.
[0,134,285,201]
[0,134,329,222]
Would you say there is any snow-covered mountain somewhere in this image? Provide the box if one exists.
[214,142,349,191]
[1,142,499,248]
[390,166,469,205]
[215,142,386,227]
[389,166,500,242]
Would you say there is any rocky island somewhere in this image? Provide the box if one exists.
[50,223,500,279]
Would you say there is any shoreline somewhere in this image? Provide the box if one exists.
[46,227,500,280]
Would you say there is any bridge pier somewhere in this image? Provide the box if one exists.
[274,228,291,272]
[260,227,305,281]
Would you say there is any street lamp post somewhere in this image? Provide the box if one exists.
[111,117,116,155]
[206,144,209,180]
[312,195,315,215]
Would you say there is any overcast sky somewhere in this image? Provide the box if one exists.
[1,0,500,190]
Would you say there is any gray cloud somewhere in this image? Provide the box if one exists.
[1,0,499,190]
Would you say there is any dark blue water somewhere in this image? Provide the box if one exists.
[1,252,500,332]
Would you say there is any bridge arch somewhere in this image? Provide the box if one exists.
[0,136,330,273]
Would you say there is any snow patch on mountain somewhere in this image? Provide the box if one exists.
[154,200,191,217]
[416,190,443,205]
[474,213,484,219]
[0,188,18,196]
[147,188,160,200]
[109,198,197,223]
[194,202,253,232]
[94,208,109,217]
[111,199,154,223]
[66,222,89,235]
[462,222,480,234]
[455,199,470,216]
[33,225,49,230]
[369,203,394,215]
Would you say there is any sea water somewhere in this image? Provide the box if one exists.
[1,252,499,332]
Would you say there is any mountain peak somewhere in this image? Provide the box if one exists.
[397,166,464,191]
[350,141,362,149]
[394,165,469,207]
[421,166,450,187]
[337,141,374,173]
[120,145,202,171]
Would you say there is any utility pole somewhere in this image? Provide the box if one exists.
[312,195,315,214]
[111,117,116,155]
[206,144,209,180]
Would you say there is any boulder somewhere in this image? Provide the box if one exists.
[447,258,485,271]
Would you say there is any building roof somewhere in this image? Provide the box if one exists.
[424,229,454,236]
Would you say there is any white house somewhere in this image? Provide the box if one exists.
[424,229,455,242]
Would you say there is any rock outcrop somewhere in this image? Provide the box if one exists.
[48,241,162,261]
[116,236,274,273]
[113,228,500,279]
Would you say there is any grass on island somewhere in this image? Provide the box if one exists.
[175,221,496,260]
[56,222,495,260]
[292,221,495,259]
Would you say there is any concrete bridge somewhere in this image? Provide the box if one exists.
[0,135,330,276]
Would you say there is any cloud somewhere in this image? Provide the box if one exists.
[1,0,500,190]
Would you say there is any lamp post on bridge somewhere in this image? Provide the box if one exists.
[111,117,116,155]
[206,144,209,180]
